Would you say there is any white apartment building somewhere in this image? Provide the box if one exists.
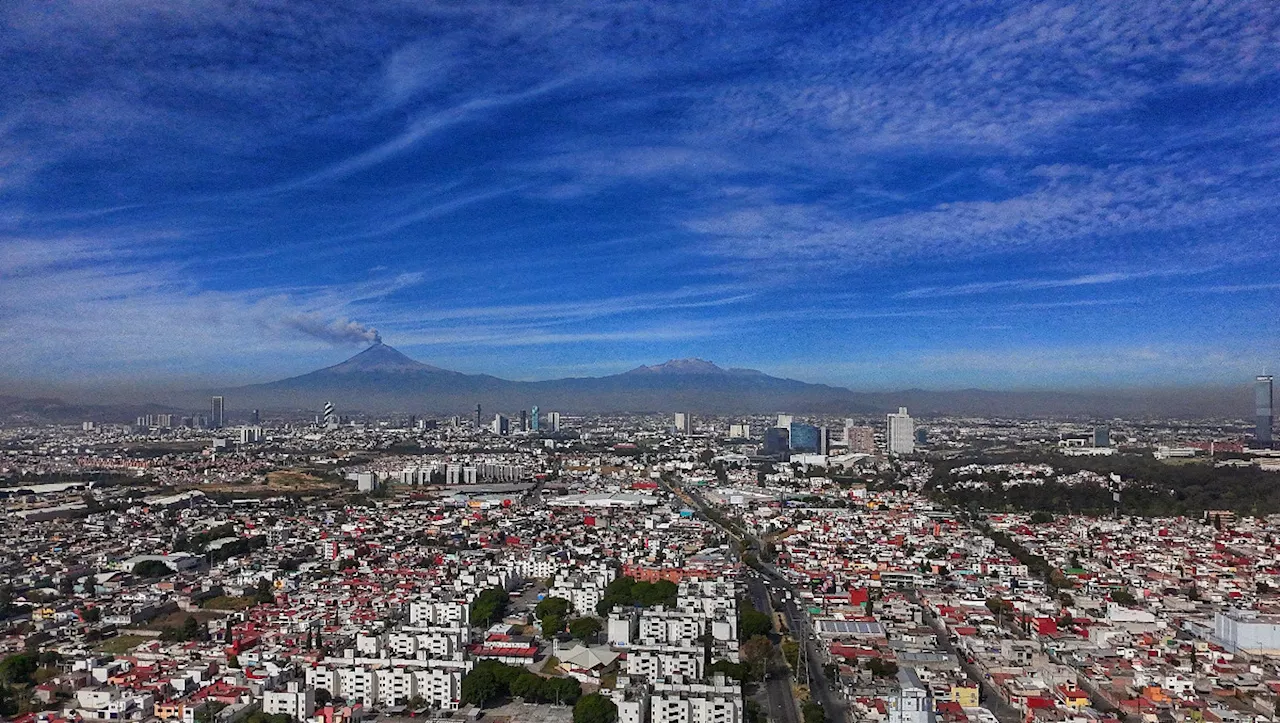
[263,682,314,721]
[626,647,704,679]
[887,407,915,456]
[409,600,470,627]
[651,676,744,723]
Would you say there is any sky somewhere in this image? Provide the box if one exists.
[2,0,1279,393]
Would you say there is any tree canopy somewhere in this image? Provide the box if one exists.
[573,693,619,723]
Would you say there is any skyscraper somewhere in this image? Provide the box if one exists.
[531,406,540,432]
[210,396,225,429]
[674,413,692,435]
[844,423,876,454]
[887,407,915,455]
[763,427,790,457]
[491,414,509,436]
[776,414,793,429]
[1093,426,1110,448]
[1258,375,1274,446]
[475,403,482,429]
[323,401,336,429]
[789,423,820,453]
[729,423,751,439]
[548,411,561,432]
[519,409,528,432]
[250,409,260,426]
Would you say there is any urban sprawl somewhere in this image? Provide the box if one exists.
[3,376,1280,723]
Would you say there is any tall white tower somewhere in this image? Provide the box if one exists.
[886,407,915,455]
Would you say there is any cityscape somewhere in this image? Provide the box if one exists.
[4,2,1280,723]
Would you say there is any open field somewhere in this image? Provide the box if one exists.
[96,634,149,654]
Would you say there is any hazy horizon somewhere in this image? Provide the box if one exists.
[3,1,1279,391]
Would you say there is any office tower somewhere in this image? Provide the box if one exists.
[475,403,482,429]
[548,411,561,432]
[519,410,528,432]
[491,414,509,436]
[1258,375,1274,446]
[531,406,540,432]
[238,426,263,444]
[819,427,830,455]
[789,423,820,453]
[211,396,225,429]
[886,407,915,455]
[323,401,336,429]
[763,427,790,457]
[250,409,260,426]
[729,423,751,439]
[914,428,927,445]
[674,413,692,435]
[844,423,876,454]
[776,414,793,429]
[1093,426,1110,448]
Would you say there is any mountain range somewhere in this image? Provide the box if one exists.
[0,343,1252,421]
[211,343,1250,419]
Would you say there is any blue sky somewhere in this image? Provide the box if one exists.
[2,0,1279,392]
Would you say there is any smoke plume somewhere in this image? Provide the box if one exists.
[284,315,381,345]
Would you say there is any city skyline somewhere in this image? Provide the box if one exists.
[3,1,1280,393]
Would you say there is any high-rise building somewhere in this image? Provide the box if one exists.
[844,422,876,454]
[475,404,483,429]
[519,409,528,432]
[323,401,336,429]
[210,396,225,429]
[776,414,793,429]
[491,414,509,436]
[819,426,831,455]
[250,409,260,426]
[887,407,915,455]
[914,428,927,445]
[1258,375,1274,446]
[674,413,692,435]
[729,423,751,439]
[789,423,821,453]
[531,406,540,432]
[1093,426,1110,448]
[763,427,789,457]
[548,411,561,432]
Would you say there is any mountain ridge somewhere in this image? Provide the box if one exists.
[210,343,1251,418]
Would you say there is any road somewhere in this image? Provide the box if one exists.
[744,571,801,723]
[668,476,846,722]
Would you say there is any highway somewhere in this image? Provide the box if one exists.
[744,572,801,723]
[668,476,847,722]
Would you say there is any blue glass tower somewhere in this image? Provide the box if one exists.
[789,423,821,453]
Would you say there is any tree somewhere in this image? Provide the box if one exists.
[182,615,205,641]
[569,617,603,642]
[573,693,618,723]
[740,635,774,679]
[132,560,173,578]
[460,667,500,707]
[1029,511,1054,524]
[739,603,773,640]
[541,614,565,638]
[541,676,582,705]
[535,597,572,620]
[510,672,544,702]
[803,702,825,723]
[0,653,38,685]
[707,659,749,684]
[471,588,510,627]
[253,579,275,605]
[1110,588,1138,606]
